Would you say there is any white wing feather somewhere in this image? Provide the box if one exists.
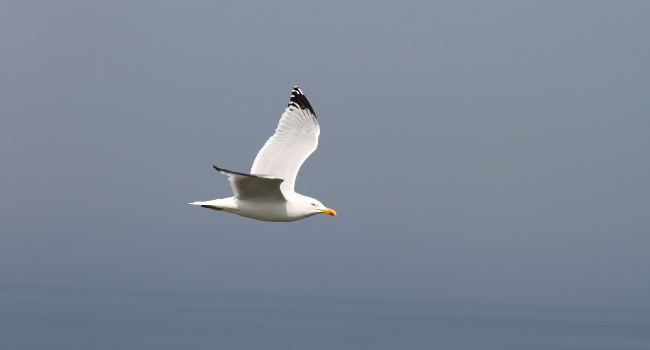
[213,166,285,200]
[251,87,320,192]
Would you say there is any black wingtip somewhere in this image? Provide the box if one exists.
[213,165,221,171]
[288,86,316,117]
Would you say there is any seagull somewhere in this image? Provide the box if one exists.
[190,86,337,222]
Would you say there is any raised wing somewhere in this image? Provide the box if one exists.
[213,166,285,201]
[250,86,320,192]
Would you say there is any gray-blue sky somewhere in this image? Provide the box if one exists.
[1,0,649,308]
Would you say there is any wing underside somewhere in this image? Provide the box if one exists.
[250,87,320,192]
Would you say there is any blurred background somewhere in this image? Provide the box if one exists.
[1,1,649,349]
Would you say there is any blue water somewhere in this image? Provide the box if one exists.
[1,289,648,349]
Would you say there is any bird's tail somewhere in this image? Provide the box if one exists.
[189,200,227,211]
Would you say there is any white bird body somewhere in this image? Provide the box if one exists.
[190,87,336,222]
[190,193,323,222]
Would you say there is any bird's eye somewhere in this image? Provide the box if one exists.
[311,203,316,206]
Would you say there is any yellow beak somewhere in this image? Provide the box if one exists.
[319,208,337,216]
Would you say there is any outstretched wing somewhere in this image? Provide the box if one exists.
[250,86,320,192]
[213,166,285,201]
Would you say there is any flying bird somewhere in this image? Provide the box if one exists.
[190,86,337,222]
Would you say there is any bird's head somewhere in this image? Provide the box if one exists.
[306,198,337,216]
